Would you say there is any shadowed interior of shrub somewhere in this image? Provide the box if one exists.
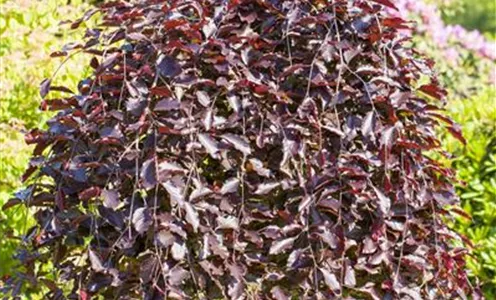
[1,0,482,299]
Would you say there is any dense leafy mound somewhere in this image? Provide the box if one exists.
[3,0,479,299]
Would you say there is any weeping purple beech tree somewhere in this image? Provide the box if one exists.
[3,0,480,299]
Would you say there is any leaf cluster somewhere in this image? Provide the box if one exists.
[2,0,479,299]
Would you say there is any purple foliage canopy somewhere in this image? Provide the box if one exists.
[2,0,480,299]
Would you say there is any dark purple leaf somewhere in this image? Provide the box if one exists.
[158,161,186,174]
[344,265,356,287]
[216,215,239,230]
[50,86,74,94]
[156,230,175,248]
[372,185,391,215]
[198,133,220,158]
[271,286,289,300]
[127,32,148,41]
[221,134,252,155]
[362,111,375,136]
[320,268,340,292]
[79,186,101,201]
[140,158,157,189]
[155,99,180,111]
[184,202,200,232]
[196,91,211,107]
[2,198,22,211]
[227,278,244,299]
[150,86,172,97]
[98,206,125,229]
[89,249,105,272]
[447,124,466,145]
[220,178,240,195]
[371,0,398,10]
[132,207,152,235]
[269,236,297,255]
[171,241,186,261]
[254,182,280,195]
[157,55,182,78]
[162,181,185,206]
[40,79,51,98]
[190,185,212,200]
[97,53,119,73]
[167,265,190,286]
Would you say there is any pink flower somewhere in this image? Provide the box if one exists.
[390,0,496,61]
[444,48,460,65]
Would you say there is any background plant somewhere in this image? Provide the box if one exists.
[392,0,495,98]
[0,0,90,278]
[442,89,496,298]
[432,0,496,37]
[391,0,496,297]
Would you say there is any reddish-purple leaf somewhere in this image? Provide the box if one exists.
[97,53,119,73]
[190,185,212,200]
[447,124,467,145]
[49,86,74,94]
[79,187,101,201]
[171,241,186,261]
[216,215,239,230]
[156,230,175,248]
[150,86,172,97]
[419,83,447,100]
[2,198,21,211]
[90,57,99,69]
[248,158,271,177]
[50,51,68,57]
[370,0,398,10]
[127,32,148,41]
[254,182,280,195]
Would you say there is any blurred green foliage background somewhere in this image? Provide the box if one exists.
[0,0,494,297]
[0,0,90,277]
[422,1,496,297]
[437,0,496,37]
[443,89,496,293]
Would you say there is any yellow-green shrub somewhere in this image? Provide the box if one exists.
[0,0,90,276]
